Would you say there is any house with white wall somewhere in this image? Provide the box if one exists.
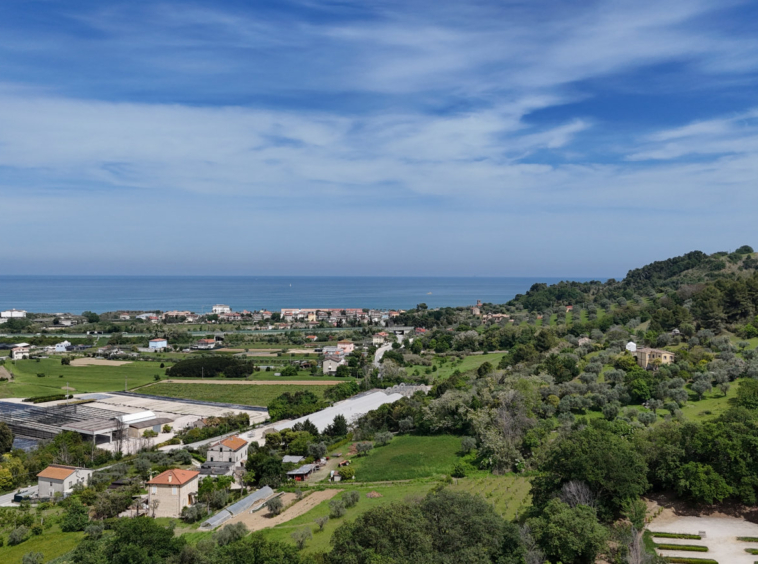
[147,469,199,518]
[37,465,92,498]
[149,338,168,350]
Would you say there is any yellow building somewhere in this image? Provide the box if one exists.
[634,347,675,369]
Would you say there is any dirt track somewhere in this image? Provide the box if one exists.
[162,379,341,385]
[71,358,133,366]
[226,489,340,531]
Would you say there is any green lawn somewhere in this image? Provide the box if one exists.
[140,382,326,406]
[677,380,740,422]
[261,482,436,553]
[0,358,172,399]
[0,530,84,564]
[447,474,531,519]
[351,435,463,482]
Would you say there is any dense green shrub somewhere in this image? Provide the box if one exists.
[652,533,702,540]
[656,544,707,552]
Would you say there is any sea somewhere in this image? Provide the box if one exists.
[0,276,600,314]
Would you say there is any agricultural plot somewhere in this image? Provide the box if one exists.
[447,474,531,520]
[0,357,171,399]
[140,382,326,407]
[351,435,463,482]
[406,353,508,381]
[261,482,436,553]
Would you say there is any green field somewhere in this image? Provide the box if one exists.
[140,382,326,406]
[447,474,532,519]
[0,528,83,564]
[406,353,507,381]
[351,435,463,482]
[0,357,171,399]
[261,482,436,553]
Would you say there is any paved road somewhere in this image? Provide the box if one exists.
[0,486,37,507]
[373,343,392,367]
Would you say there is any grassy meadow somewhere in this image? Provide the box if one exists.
[0,357,171,399]
[406,352,508,381]
[447,474,532,519]
[350,435,463,482]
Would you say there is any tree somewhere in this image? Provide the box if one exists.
[61,498,89,532]
[0,422,13,454]
[307,442,327,460]
[291,528,312,550]
[374,431,392,446]
[637,411,656,427]
[82,311,100,323]
[315,516,329,531]
[460,436,476,454]
[329,502,433,563]
[343,490,360,508]
[266,496,283,516]
[325,414,348,437]
[134,458,151,481]
[675,462,732,504]
[691,379,712,400]
[21,553,44,564]
[213,522,248,546]
[532,426,649,520]
[338,466,355,480]
[737,379,758,409]
[329,499,346,518]
[527,499,608,564]
[356,442,373,456]
[477,361,493,377]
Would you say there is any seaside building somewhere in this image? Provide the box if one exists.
[212,305,231,314]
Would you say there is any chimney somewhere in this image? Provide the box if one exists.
[168,475,172,483]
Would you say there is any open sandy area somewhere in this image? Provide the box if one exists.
[71,358,133,366]
[226,489,340,532]
[649,510,758,563]
[162,379,341,385]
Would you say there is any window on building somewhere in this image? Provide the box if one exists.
[151,486,157,494]
[172,487,177,495]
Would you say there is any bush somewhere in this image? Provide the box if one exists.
[343,490,360,508]
[213,522,248,546]
[8,526,29,546]
[329,499,346,518]
[652,532,701,539]
[181,504,207,523]
[451,462,467,478]
[656,544,708,552]
[338,466,355,480]
[61,498,89,532]
[21,553,44,564]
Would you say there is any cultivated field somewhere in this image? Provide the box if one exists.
[0,357,171,399]
[447,475,531,519]
[351,435,463,482]
[261,482,437,553]
[140,382,326,406]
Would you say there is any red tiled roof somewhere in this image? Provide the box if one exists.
[220,436,247,451]
[147,468,199,486]
[37,465,76,480]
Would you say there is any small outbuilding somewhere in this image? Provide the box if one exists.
[149,338,168,350]
[287,464,316,481]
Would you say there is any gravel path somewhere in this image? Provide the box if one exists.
[226,489,340,531]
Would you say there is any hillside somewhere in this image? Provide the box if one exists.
[505,245,758,335]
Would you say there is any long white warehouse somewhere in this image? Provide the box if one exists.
[274,391,404,433]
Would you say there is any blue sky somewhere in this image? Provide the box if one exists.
[2,0,758,276]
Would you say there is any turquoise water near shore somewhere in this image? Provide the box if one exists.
[0,276,601,313]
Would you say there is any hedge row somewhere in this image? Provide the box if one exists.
[738,536,758,542]
[657,544,708,552]
[663,558,717,564]
[23,394,68,404]
[746,548,758,555]
[651,532,702,540]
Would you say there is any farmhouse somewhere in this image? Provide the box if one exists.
[634,347,675,369]
[11,346,30,360]
[147,469,200,518]
[207,436,248,465]
[37,465,92,499]
[323,354,345,375]
[149,338,168,350]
